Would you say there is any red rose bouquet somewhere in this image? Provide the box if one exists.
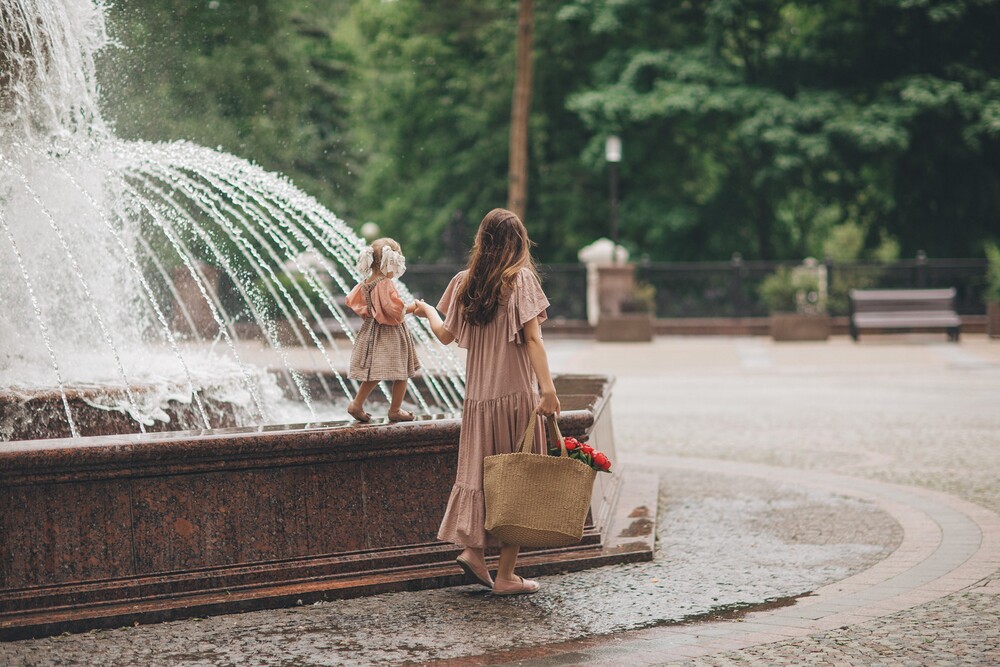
[549,436,612,473]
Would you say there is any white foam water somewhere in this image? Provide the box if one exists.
[0,0,465,440]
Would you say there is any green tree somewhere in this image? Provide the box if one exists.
[99,0,357,216]
[564,0,1000,260]
[346,0,617,262]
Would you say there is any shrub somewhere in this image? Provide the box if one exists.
[759,262,826,314]
[985,242,1000,304]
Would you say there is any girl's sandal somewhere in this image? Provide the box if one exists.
[347,404,371,423]
[492,576,540,596]
[387,409,415,422]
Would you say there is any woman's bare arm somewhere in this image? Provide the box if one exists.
[522,316,560,416]
[414,300,455,345]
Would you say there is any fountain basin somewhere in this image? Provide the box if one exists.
[0,374,655,639]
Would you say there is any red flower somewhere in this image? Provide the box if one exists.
[592,451,611,471]
[548,438,613,473]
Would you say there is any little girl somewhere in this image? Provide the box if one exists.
[414,208,559,596]
[346,237,420,422]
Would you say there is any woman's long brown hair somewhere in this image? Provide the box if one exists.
[457,208,537,326]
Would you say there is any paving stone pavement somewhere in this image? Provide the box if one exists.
[504,334,1000,667]
[2,334,999,665]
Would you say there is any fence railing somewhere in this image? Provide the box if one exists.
[401,264,590,321]
[400,256,990,321]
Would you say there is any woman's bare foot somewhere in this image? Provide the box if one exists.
[387,408,415,422]
[347,401,371,423]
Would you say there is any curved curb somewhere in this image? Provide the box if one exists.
[429,456,1000,666]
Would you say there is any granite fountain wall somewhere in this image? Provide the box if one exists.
[0,375,654,640]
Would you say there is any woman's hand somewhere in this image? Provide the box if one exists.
[536,390,560,417]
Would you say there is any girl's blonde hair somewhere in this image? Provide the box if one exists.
[457,208,537,326]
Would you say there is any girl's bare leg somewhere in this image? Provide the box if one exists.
[348,381,379,422]
[388,380,414,421]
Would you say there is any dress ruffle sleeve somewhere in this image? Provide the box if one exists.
[346,284,368,318]
[437,271,469,349]
[370,280,405,325]
[507,268,550,343]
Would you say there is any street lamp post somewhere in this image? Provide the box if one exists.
[605,135,622,256]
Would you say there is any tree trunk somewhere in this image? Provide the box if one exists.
[507,0,534,220]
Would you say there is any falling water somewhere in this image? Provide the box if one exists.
[0,0,466,441]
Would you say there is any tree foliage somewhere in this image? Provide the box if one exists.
[99,0,357,216]
[100,0,1000,262]
[563,0,1000,259]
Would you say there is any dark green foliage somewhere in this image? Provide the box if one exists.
[345,0,516,262]
[563,0,1000,260]
[99,0,1000,263]
[99,0,357,217]
[985,242,1000,303]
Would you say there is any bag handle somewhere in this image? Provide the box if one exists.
[517,409,567,457]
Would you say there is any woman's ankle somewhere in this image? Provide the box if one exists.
[460,547,485,562]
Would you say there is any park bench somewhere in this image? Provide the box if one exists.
[849,288,961,341]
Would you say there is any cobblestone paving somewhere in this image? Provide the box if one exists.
[3,335,998,665]
[541,335,1000,667]
[0,468,897,666]
[679,587,1000,666]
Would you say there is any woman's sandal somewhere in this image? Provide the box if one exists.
[492,575,540,596]
[455,555,494,589]
[347,404,371,423]
[387,409,415,422]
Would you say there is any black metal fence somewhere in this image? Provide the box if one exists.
[402,256,990,320]
[401,263,589,321]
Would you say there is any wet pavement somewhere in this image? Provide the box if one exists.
[3,334,999,665]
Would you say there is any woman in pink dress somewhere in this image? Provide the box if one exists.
[415,208,560,596]
[346,237,420,422]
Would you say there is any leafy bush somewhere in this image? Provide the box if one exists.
[620,282,656,314]
[986,242,1000,304]
[759,264,825,314]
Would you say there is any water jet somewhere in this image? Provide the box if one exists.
[0,0,653,638]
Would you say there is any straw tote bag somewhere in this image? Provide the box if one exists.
[483,410,597,547]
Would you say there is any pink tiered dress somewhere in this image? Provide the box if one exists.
[346,278,419,381]
[436,267,550,548]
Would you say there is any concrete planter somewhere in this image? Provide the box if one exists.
[988,302,1000,339]
[596,314,654,342]
[769,312,831,342]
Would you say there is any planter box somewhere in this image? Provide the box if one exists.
[596,314,654,342]
[769,313,830,341]
[988,302,1000,339]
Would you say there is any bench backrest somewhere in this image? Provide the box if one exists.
[849,288,956,313]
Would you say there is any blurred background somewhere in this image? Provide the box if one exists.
[96,0,1000,317]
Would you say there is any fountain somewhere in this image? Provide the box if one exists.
[0,0,651,639]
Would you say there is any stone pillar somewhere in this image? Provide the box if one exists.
[596,264,636,318]
[578,238,629,325]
